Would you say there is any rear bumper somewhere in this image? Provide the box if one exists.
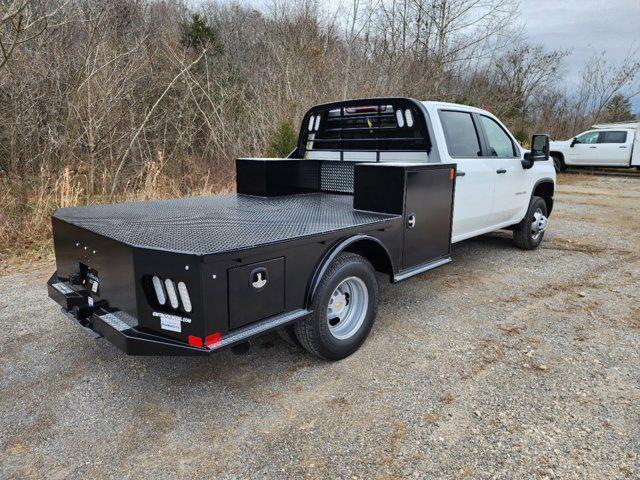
[59,306,211,355]
[48,273,311,356]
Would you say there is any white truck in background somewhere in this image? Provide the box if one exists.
[549,122,640,171]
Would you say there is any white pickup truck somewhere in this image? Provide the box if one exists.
[550,122,640,171]
[48,98,557,360]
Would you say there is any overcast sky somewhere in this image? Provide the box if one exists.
[239,0,640,111]
[520,0,640,110]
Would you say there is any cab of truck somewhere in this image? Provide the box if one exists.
[419,101,556,245]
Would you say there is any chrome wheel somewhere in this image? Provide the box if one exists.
[327,276,369,340]
[531,208,548,240]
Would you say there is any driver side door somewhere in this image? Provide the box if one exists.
[568,131,600,165]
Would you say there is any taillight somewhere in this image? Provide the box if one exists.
[145,275,192,313]
[152,276,166,305]
[405,109,414,127]
[177,281,192,313]
[164,279,179,309]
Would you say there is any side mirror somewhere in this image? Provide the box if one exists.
[522,134,549,169]
[531,134,550,160]
[570,137,577,147]
[521,152,534,169]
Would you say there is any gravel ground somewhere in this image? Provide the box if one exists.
[1,173,639,479]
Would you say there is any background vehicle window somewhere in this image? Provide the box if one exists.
[575,131,599,144]
[480,116,516,157]
[439,111,481,157]
[599,131,627,143]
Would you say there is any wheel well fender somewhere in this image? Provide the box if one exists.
[550,151,564,163]
[306,235,394,307]
[532,179,555,215]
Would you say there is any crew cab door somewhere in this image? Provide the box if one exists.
[438,110,495,239]
[568,131,600,164]
[476,114,527,225]
[597,130,632,166]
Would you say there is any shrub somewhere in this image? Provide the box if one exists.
[265,120,298,158]
[180,14,223,54]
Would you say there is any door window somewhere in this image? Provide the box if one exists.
[479,115,516,157]
[439,110,481,157]
[599,131,627,143]
[575,131,599,144]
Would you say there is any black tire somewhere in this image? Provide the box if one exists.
[276,326,300,347]
[513,196,548,250]
[294,252,379,361]
[552,156,566,173]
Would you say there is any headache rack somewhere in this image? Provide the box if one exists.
[295,98,434,163]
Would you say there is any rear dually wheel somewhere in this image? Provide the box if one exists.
[295,253,379,361]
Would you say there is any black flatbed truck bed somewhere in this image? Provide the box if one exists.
[47,98,457,358]
[52,192,399,256]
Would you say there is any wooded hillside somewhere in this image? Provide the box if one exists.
[1,0,638,256]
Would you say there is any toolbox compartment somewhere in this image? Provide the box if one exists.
[228,257,285,329]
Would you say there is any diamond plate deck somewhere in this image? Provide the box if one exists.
[53,193,399,255]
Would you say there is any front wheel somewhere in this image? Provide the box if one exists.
[295,253,379,360]
[513,196,548,250]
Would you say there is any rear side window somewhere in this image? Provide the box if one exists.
[480,115,516,157]
[599,131,627,143]
[439,110,481,157]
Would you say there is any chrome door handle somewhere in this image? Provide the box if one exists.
[407,213,416,229]
[589,146,597,149]
[496,169,507,174]
[619,145,628,148]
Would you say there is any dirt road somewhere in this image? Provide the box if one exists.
[1,173,639,479]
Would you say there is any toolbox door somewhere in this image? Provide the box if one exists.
[402,169,453,269]
[228,257,285,330]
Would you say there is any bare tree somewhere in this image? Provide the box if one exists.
[2,0,639,255]
[572,49,640,129]
[0,0,68,69]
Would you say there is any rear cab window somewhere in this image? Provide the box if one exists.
[598,131,628,143]
[438,110,481,158]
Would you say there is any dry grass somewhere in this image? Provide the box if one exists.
[0,160,233,268]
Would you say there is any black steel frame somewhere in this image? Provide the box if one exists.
[292,97,441,163]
